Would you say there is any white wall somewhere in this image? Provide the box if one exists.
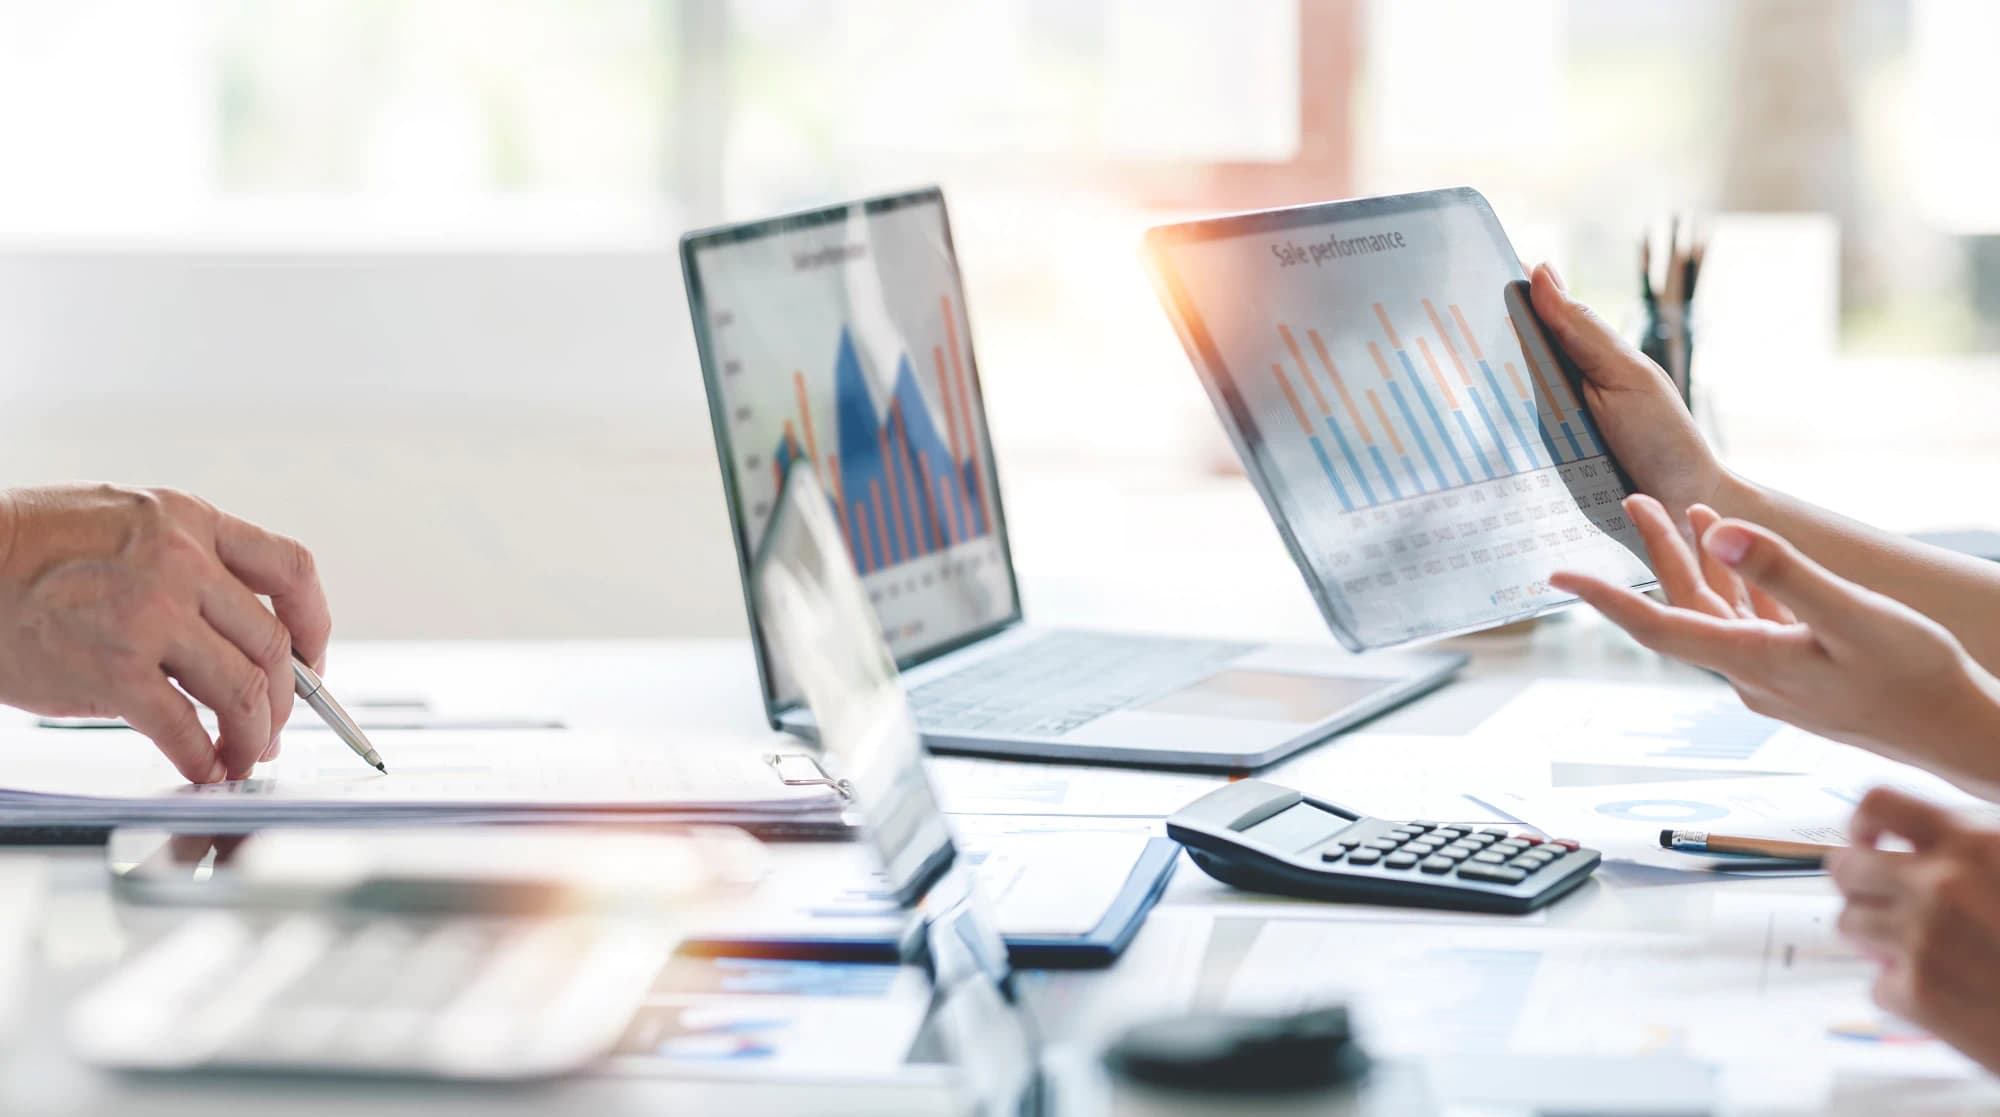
[0,250,753,638]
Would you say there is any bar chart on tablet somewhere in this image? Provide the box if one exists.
[694,197,1014,657]
[1263,299,1608,513]
[1159,199,1653,645]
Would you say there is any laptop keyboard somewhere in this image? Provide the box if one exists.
[907,631,1253,737]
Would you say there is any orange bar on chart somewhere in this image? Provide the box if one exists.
[1416,338,1459,408]
[1372,303,1404,350]
[851,497,875,572]
[1276,324,1333,415]
[933,344,967,543]
[916,453,946,552]
[1507,318,1578,415]
[1448,304,1485,361]
[1365,389,1405,456]
[942,295,989,536]
[1424,300,1474,386]
[1516,361,1567,421]
[1271,363,1316,435]
[877,422,906,564]
[868,481,892,571]
[892,405,926,557]
[1368,341,1397,380]
[1306,328,1373,443]
[792,371,822,470]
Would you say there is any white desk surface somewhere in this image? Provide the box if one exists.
[1,631,1996,1116]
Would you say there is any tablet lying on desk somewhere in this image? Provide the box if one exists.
[1144,187,1657,650]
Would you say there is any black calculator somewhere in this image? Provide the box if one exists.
[1167,780,1599,914]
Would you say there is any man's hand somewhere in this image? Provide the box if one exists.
[1528,263,1730,519]
[0,484,331,783]
[1551,495,2000,797]
[1829,788,2000,1075]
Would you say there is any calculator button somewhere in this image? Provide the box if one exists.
[1434,826,1468,838]
[1548,839,1581,851]
[1458,864,1527,885]
[1461,835,1494,848]
[1515,835,1544,846]
[1320,848,1345,863]
[1507,856,1545,872]
[1491,841,1528,856]
[1420,856,1455,874]
[1445,842,1482,857]
[1337,837,1365,849]
[1388,827,1423,841]
[1384,852,1419,869]
[1404,841,1439,857]
[1365,839,1402,853]
[1479,828,1511,839]
[1408,821,1439,831]
[1438,847,1472,861]
[1347,849,1382,865]
[1471,851,1507,865]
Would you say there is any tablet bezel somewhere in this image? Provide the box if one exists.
[1142,186,1655,649]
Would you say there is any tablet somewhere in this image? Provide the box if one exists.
[1144,187,1655,650]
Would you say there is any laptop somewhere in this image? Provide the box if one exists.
[683,186,1465,770]
[750,465,1043,1112]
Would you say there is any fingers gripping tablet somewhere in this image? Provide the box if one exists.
[1143,187,1655,649]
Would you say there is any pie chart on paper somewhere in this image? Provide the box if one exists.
[1592,799,1731,824]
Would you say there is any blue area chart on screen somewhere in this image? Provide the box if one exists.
[697,200,1014,659]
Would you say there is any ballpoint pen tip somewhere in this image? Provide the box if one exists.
[372,760,388,774]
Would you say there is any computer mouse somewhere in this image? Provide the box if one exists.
[1101,1004,1371,1093]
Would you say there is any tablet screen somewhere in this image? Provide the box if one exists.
[1146,188,1654,649]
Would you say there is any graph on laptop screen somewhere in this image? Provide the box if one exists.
[1159,200,1652,646]
[694,196,1016,660]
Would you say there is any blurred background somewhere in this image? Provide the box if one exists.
[2,0,1995,640]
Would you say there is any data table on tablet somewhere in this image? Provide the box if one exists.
[1147,189,1655,649]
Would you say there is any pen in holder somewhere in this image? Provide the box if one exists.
[1638,215,1705,415]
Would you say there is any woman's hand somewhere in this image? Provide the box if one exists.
[1550,495,2000,797]
[0,484,331,783]
[1528,263,1730,519]
[1829,788,2000,1074]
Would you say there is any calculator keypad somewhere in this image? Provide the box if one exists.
[1316,819,1585,887]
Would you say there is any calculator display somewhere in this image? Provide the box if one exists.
[1243,801,1347,853]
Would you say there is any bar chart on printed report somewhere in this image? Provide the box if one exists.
[1160,199,1653,645]
[693,197,1016,658]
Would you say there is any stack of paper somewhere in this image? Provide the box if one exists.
[0,729,843,831]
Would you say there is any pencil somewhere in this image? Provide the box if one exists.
[1658,829,1833,865]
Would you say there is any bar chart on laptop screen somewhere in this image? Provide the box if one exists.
[1163,202,1653,646]
[694,199,1015,658]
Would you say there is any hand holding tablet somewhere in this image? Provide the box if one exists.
[1143,188,1657,649]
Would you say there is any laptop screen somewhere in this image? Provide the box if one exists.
[752,465,1040,1112]
[751,466,958,904]
[684,188,1022,715]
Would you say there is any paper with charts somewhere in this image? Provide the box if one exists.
[1474,679,1834,780]
[1218,894,1980,1085]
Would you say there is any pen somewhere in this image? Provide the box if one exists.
[292,652,388,773]
[1658,828,1831,865]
